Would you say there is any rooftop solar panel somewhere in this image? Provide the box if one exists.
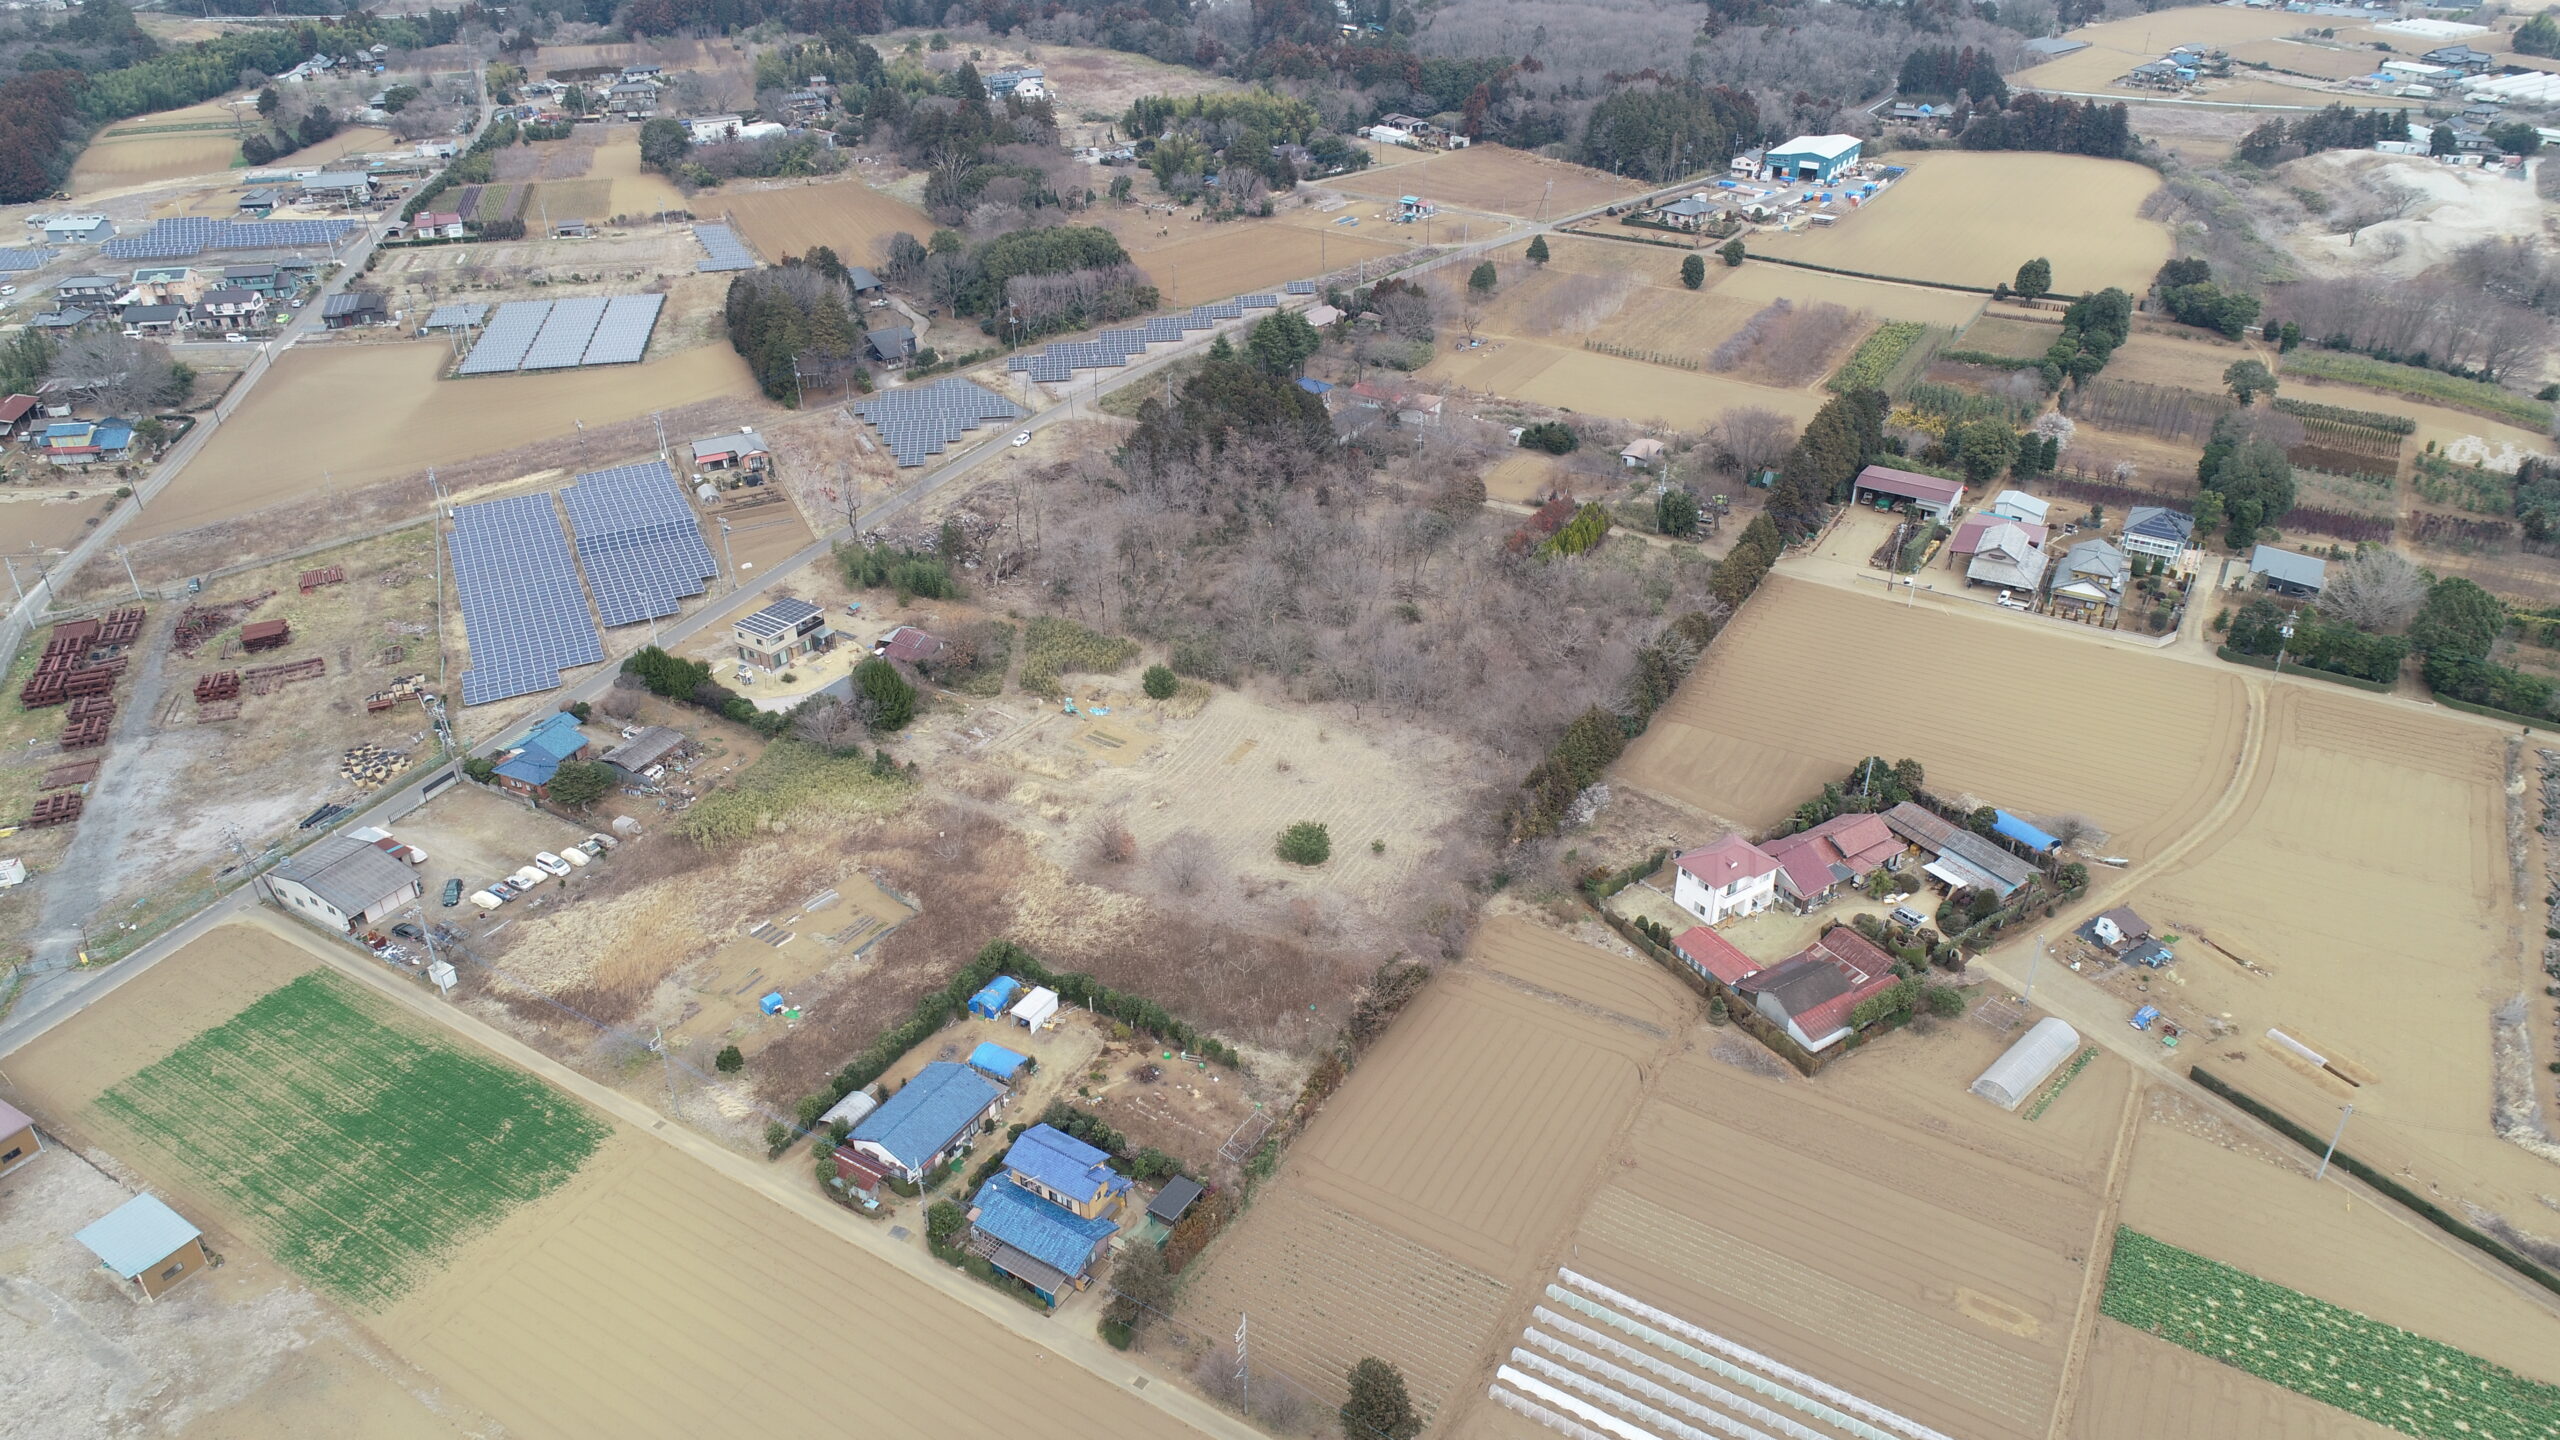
[450,492,604,705]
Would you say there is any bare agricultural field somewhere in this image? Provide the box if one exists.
[2124,686,2560,1240]
[1122,219,1407,307]
[288,127,398,168]
[2071,1325,2400,1440]
[2101,330,2264,391]
[1715,259,1989,329]
[0,486,119,554]
[1181,918,1682,1418]
[129,341,754,540]
[1745,152,2171,295]
[719,176,932,268]
[1424,340,1830,430]
[1617,574,2249,860]
[1961,312,2064,359]
[2225,37,2393,80]
[2008,4,2419,106]
[1326,144,1643,218]
[586,130,688,217]
[69,102,247,194]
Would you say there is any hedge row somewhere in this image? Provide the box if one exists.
[2431,691,2560,733]
[2190,1066,2560,1299]
[1595,904,1823,1076]
[2215,645,2396,693]
[2269,396,2416,436]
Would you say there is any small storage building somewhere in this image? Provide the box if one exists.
[970,1041,1032,1084]
[1010,985,1061,1032]
[969,975,1024,1019]
[1148,1175,1204,1230]
[1851,464,1964,523]
[75,1193,210,1301]
[818,1089,879,1133]
[0,1097,41,1179]
[1991,810,2059,853]
[1970,1017,2082,1110]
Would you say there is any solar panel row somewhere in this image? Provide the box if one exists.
[582,294,664,365]
[456,300,553,375]
[423,302,489,330]
[694,224,755,272]
[1006,291,1290,384]
[100,217,355,260]
[850,378,1025,468]
[561,460,720,626]
[0,248,53,272]
[450,492,605,705]
[1286,279,1317,295]
[522,295,610,370]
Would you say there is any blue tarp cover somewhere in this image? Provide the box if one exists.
[968,975,1023,1018]
[969,1041,1030,1079]
[1991,809,2059,852]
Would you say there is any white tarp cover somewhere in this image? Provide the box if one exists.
[1010,986,1061,1030]
[1971,1016,2081,1109]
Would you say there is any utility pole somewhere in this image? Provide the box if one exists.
[2024,932,2045,1003]
[718,517,738,592]
[116,547,143,602]
[2314,1104,2354,1181]
[651,410,668,460]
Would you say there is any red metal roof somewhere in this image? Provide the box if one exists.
[1672,926,1763,985]
[1948,513,2047,555]
[0,394,36,424]
[1790,969,1901,1042]
[878,625,941,662]
[1855,464,1964,507]
[1675,834,1779,887]
[1800,926,1895,988]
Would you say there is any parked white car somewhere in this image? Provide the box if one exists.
[510,865,549,889]
[533,852,572,876]
[468,889,505,910]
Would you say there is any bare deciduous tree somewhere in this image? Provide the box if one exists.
[1088,812,1137,865]
[1708,406,1796,477]
[2318,548,2429,632]
[1153,827,1217,895]
[793,696,864,751]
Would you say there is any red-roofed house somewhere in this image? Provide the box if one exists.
[1672,926,1763,986]
[414,211,467,239]
[874,625,944,664]
[1672,834,1780,924]
[1760,812,1905,910]
[1851,464,1964,523]
[1737,926,1900,1051]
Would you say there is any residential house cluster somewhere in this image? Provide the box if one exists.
[1364,113,1468,150]
[1672,922,1904,1052]
[36,261,312,339]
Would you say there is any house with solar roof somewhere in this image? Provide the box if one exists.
[733,596,832,671]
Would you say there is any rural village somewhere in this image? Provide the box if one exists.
[3,0,2560,1437]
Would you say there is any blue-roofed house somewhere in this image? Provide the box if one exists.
[848,1061,1004,1183]
[37,419,134,467]
[1001,1124,1132,1221]
[968,975,1024,1019]
[969,1041,1032,1085]
[74,1193,209,1301]
[491,711,593,797]
[967,1175,1119,1304]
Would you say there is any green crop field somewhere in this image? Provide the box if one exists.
[95,969,606,1307]
[2101,1228,2560,1440]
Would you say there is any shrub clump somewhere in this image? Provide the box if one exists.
[1276,821,1332,866]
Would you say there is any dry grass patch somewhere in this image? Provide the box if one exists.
[1745,152,2172,293]
[720,176,932,265]
[1325,144,1642,217]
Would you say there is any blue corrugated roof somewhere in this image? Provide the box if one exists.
[969,1041,1030,1079]
[496,712,587,785]
[971,1175,1117,1279]
[1297,376,1331,394]
[74,1194,200,1278]
[968,975,1023,1017]
[851,1062,1001,1171]
[1005,1123,1131,1207]
[1991,810,2058,852]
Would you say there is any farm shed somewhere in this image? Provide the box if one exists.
[265,832,424,931]
[1992,810,2059,853]
[1971,1017,2082,1109]
[1003,1124,1132,1220]
[818,1089,879,1132]
[847,1062,1004,1183]
[74,1193,209,1301]
[966,1175,1119,1305]
[1671,834,1780,925]
[1148,1175,1204,1228]
[2249,544,2326,598]
[2089,907,2151,950]
[1764,134,1862,182]
[969,975,1024,1018]
[599,725,687,779]
[969,1042,1032,1084]
[0,1097,42,1179]
[1736,927,1899,1051]
[1010,986,1061,1032]
[1621,438,1668,469]
[1880,802,2039,898]
[1851,465,1963,523]
[875,625,943,664]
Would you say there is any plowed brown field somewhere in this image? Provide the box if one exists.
[1616,574,2249,858]
[1328,145,1643,218]
[720,177,932,266]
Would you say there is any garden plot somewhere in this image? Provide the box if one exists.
[1958,313,2064,360]
[2102,329,2263,391]
[1617,574,2248,860]
[1119,218,1407,306]
[1743,152,2172,294]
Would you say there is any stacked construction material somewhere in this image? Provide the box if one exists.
[340,742,407,788]
[364,673,429,712]
[242,657,325,694]
[60,714,111,748]
[195,671,241,703]
[298,565,345,593]
[27,793,85,827]
[240,619,291,652]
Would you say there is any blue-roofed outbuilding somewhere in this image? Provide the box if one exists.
[492,711,590,791]
[968,1175,1119,1303]
[75,1193,209,1300]
[1991,810,2059,853]
[1003,1123,1132,1218]
[1296,376,1332,395]
[848,1062,1003,1181]
[969,1041,1032,1083]
[968,975,1023,1018]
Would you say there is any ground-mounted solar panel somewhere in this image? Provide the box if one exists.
[580,294,663,366]
[1286,279,1316,295]
[0,248,52,272]
[423,302,488,330]
[561,459,719,625]
[450,492,604,705]
[456,300,553,375]
[1238,294,1278,309]
[521,295,610,370]
[850,377,1025,467]
[99,216,356,260]
[693,224,755,272]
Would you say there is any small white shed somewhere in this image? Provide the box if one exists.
[818,1090,878,1132]
[1970,1016,2081,1110]
[1010,986,1061,1031]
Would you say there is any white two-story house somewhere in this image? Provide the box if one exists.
[1671,834,1781,925]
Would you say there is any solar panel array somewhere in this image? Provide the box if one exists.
[581,294,664,365]
[694,224,754,272]
[560,460,720,626]
[0,248,53,272]
[522,295,610,370]
[850,378,1025,468]
[455,300,552,375]
[450,493,605,705]
[1005,292,1287,384]
[455,294,666,374]
[100,216,355,260]
[1285,279,1317,295]
[423,302,488,329]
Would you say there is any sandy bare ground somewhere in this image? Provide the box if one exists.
[2285,151,2545,280]
[1615,573,2250,860]
[3,918,1229,1440]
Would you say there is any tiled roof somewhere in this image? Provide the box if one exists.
[851,1062,1001,1171]
[1790,969,1901,1043]
[970,1175,1117,1279]
[1762,812,1901,897]
[1672,926,1763,985]
[1675,834,1779,887]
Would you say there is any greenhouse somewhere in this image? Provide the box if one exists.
[1971,1016,2081,1110]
